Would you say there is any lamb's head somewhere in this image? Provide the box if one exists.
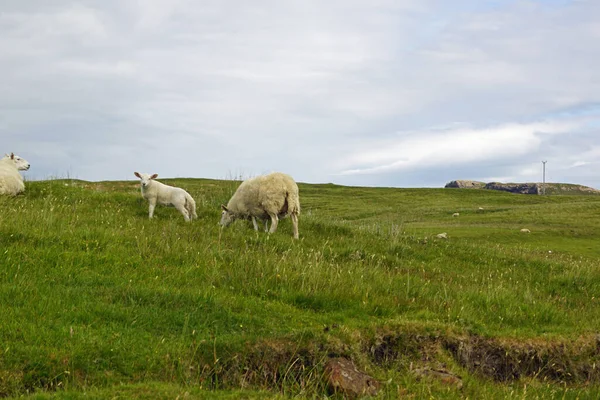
[4,153,30,171]
[134,172,158,188]
[219,204,235,227]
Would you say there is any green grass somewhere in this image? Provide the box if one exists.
[1,178,599,398]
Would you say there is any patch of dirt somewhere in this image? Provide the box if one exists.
[366,332,439,366]
[444,335,600,382]
[209,339,326,391]
[365,331,600,383]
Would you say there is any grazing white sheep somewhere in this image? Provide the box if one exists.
[0,153,30,195]
[220,172,300,239]
[520,228,531,233]
[134,172,197,222]
[435,232,448,239]
[452,212,460,217]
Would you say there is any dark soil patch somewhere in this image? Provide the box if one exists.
[444,335,600,382]
[365,330,600,383]
[207,333,600,391]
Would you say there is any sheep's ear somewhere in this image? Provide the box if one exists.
[10,153,14,159]
[221,204,228,211]
[134,172,141,178]
[151,174,158,180]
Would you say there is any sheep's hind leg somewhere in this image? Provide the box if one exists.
[175,202,191,222]
[291,213,299,239]
[252,217,260,231]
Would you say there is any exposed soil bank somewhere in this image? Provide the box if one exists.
[5,331,599,397]
[211,331,600,390]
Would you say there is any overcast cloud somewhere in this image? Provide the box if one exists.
[2,0,599,188]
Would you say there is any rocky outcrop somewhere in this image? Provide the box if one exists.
[444,181,600,195]
[445,180,486,189]
[324,358,380,398]
[484,182,540,195]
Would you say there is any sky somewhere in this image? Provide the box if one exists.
[2,0,600,188]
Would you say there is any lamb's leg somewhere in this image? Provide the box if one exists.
[268,212,279,233]
[186,196,197,219]
[252,217,260,231]
[291,213,299,239]
[175,202,191,222]
[148,200,156,219]
[264,220,269,232]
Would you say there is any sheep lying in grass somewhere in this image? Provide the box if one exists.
[0,153,30,195]
[134,172,197,222]
[220,172,300,239]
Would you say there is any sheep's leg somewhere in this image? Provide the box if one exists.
[148,200,156,219]
[175,202,191,222]
[291,213,299,239]
[252,217,260,231]
[263,220,269,232]
[268,212,279,234]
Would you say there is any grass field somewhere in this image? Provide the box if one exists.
[1,178,599,399]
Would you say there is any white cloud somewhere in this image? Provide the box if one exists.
[337,120,580,175]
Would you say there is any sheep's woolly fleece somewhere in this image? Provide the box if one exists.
[220,172,300,238]
[0,153,30,195]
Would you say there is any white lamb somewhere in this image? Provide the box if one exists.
[134,172,197,222]
[0,153,30,195]
[220,172,300,239]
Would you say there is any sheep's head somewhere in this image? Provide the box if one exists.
[219,204,235,227]
[4,153,30,171]
[134,172,158,188]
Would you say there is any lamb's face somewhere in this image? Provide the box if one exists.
[219,206,235,227]
[134,172,157,188]
[5,153,30,171]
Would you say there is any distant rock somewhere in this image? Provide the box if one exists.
[445,180,486,189]
[445,180,600,195]
[484,182,540,195]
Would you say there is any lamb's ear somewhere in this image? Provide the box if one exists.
[134,172,141,178]
[10,153,14,159]
[150,174,158,180]
[221,204,228,211]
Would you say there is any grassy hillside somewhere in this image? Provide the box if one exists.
[1,178,599,399]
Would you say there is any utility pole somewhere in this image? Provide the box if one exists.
[542,161,547,195]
